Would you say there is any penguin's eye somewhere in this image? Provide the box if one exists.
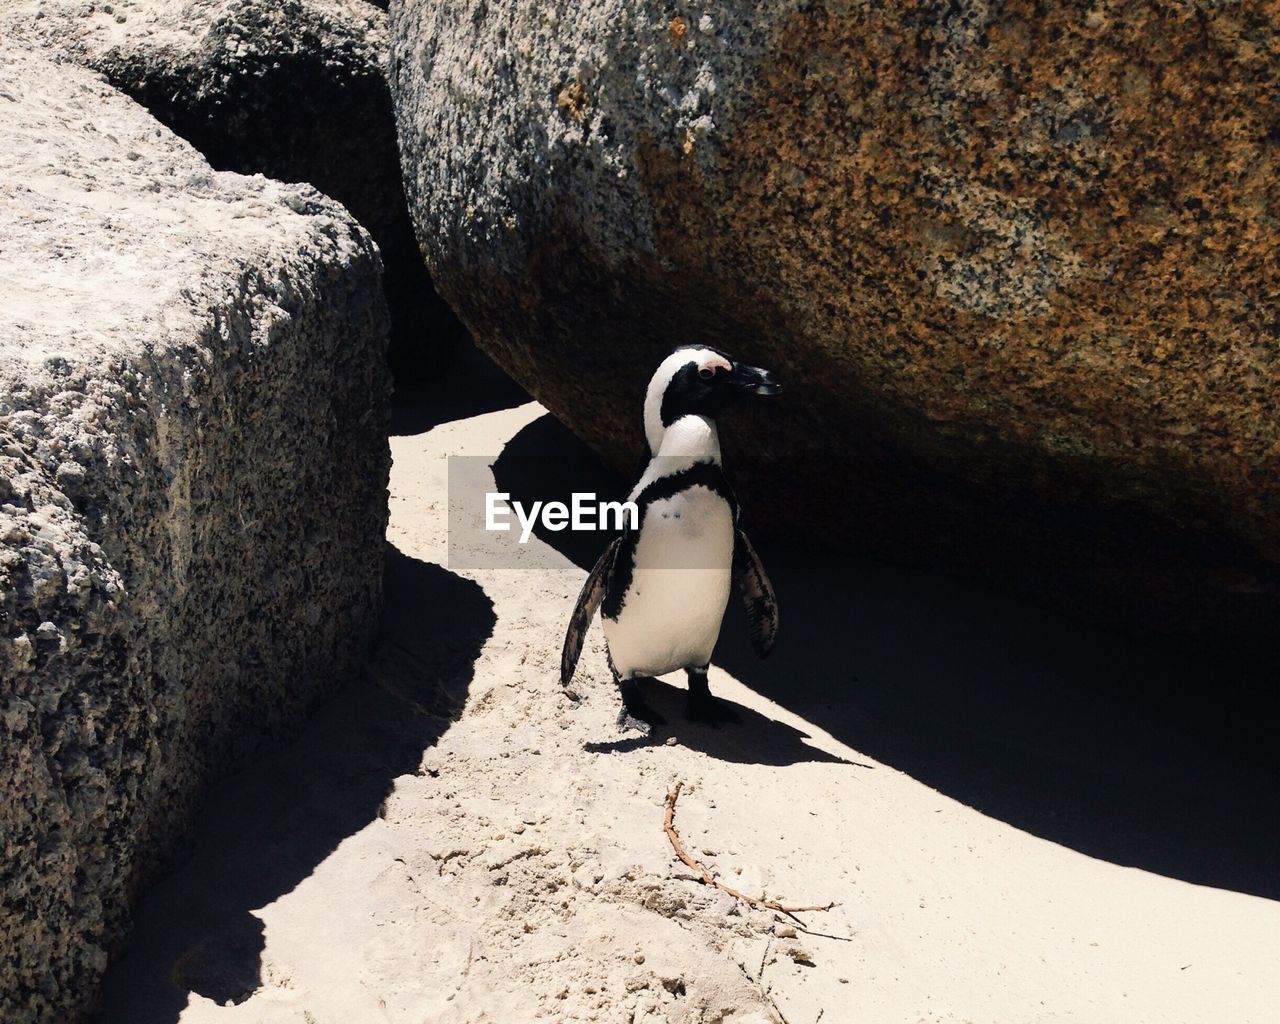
[698,366,715,381]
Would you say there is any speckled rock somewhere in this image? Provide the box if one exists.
[5,0,464,381]
[392,0,1280,659]
[0,48,390,1023]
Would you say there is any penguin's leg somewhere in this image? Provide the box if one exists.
[684,665,739,724]
[612,659,665,736]
[616,680,662,735]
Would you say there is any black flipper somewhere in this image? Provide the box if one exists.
[733,529,778,659]
[561,538,621,686]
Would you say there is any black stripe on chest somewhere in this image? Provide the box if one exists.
[601,461,737,622]
[633,461,738,518]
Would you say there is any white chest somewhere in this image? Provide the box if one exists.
[637,485,734,568]
[604,484,735,679]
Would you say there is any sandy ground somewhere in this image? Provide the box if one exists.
[98,357,1280,1024]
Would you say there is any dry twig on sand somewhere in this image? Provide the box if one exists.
[663,782,838,925]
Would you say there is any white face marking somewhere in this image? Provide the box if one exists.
[643,347,731,456]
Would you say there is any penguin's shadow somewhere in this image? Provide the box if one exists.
[583,677,855,767]
[499,412,1280,902]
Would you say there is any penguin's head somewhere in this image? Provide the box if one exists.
[643,346,781,454]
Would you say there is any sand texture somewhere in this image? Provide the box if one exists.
[97,363,1280,1023]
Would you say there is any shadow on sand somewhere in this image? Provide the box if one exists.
[499,411,1280,902]
[97,547,495,1022]
[582,677,862,768]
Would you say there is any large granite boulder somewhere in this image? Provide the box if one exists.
[0,48,390,1023]
[6,0,464,380]
[391,1,1280,660]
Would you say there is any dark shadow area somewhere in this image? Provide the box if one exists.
[582,677,857,767]
[390,336,530,437]
[96,547,495,1023]
[714,555,1280,901]
[503,412,1280,901]
[490,412,631,567]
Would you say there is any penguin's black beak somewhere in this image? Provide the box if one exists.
[736,363,782,396]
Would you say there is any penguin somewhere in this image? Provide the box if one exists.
[561,346,781,733]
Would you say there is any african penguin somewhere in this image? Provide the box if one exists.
[561,346,781,734]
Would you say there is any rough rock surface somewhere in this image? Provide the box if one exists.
[6,0,463,380]
[0,48,390,1023]
[391,0,1280,660]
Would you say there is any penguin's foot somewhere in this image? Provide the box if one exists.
[683,667,738,725]
[684,688,740,726]
[616,680,665,735]
[616,706,657,735]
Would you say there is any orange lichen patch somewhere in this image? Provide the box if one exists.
[669,16,687,45]
[622,0,1280,578]
[728,5,1275,435]
[556,78,589,121]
